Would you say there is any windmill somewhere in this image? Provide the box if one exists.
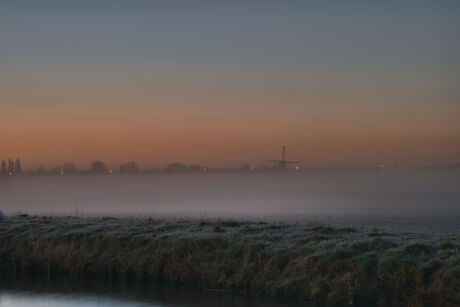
[268,145,300,169]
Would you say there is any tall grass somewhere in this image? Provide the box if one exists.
[0,215,459,306]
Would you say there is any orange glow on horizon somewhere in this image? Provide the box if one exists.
[1,102,459,169]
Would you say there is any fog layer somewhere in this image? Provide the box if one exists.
[1,169,459,232]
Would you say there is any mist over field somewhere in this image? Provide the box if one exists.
[1,169,459,233]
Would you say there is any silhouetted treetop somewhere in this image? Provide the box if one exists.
[63,163,78,174]
[90,161,108,173]
[119,161,139,174]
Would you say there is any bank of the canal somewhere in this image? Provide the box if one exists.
[0,215,459,306]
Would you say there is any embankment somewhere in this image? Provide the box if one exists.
[0,215,459,306]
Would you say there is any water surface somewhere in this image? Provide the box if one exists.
[0,279,294,307]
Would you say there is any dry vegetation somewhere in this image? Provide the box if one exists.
[0,215,459,306]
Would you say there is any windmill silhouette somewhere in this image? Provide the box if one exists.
[268,145,300,169]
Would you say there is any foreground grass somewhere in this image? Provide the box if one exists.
[0,216,459,306]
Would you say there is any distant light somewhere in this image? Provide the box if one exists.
[380,164,385,169]
[295,165,300,170]
[249,165,255,171]
[109,169,113,174]
[202,167,207,172]
[338,165,344,169]
[9,172,13,176]
[60,170,64,175]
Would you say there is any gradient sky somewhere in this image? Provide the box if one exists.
[1,1,459,169]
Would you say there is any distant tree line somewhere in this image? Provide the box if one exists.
[28,160,132,175]
[161,162,207,173]
[27,161,208,174]
[1,159,261,176]
[35,161,112,175]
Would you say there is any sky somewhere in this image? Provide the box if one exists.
[1,1,459,169]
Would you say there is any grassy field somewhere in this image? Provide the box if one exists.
[0,215,459,306]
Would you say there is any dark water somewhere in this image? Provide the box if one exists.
[1,169,459,233]
[0,291,157,307]
[0,279,298,307]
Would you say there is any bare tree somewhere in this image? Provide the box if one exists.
[119,161,139,174]
[15,158,22,175]
[8,158,14,175]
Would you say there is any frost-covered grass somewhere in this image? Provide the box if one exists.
[0,215,459,306]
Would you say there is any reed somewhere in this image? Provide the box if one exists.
[0,215,458,306]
